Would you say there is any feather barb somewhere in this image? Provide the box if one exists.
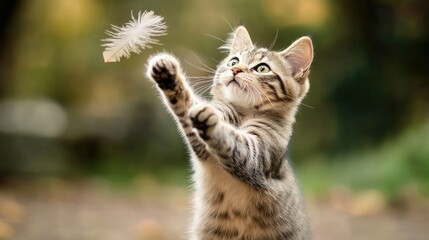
[102,10,167,63]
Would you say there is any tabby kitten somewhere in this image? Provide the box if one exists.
[146,26,313,240]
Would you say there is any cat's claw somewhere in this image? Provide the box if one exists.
[147,53,179,90]
[189,104,219,140]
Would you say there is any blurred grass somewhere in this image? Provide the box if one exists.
[299,121,429,201]
[88,120,429,201]
[90,120,429,203]
[81,156,190,188]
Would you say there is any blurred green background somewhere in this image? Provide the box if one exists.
[0,0,428,239]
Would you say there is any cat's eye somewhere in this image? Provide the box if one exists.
[227,57,239,67]
[254,63,271,73]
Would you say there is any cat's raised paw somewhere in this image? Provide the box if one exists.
[147,53,179,90]
[189,104,219,140]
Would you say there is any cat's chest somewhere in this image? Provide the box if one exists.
[194,160,282,238]
[196,159,257,209]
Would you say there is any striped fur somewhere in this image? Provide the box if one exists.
[146,26,313,240]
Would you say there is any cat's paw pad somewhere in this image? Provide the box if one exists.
[189,104,219,140]
[147,53,178,90]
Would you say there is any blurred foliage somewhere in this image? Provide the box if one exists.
[300,121,429,200]
[0,0,428,197]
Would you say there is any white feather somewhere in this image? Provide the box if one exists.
[102,10,167,63]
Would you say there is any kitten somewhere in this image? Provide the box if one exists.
[146,26,313,240]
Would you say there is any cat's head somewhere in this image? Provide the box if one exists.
[211,26,313,110]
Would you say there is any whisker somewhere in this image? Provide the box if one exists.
[252,86,261,107]
[194,83,212,96]
[268,29,278,51]
[249,84,264,108]
[249,86,263,107]
[239,83,246,95]
[243,83,250,102]
[249,85,260,107]
[189,79,212,89]
[204,33,226,44]
[250,85,256,107]
[188,76,213,80]
[242,80,263,108]
[243,81,254,107]
[190,51,216,72]
[190,81,212,88]
[188,76,213,84]
[188,75,212,94]
[184,60,215,74]
[249,91,254,106]
[257,85,276,109]
[210,57,220,64]
[222,16,234,31]
[284,95,315,109]
[189,80,212,85]
[300,102,315,108]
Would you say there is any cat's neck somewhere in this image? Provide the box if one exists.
[213,98,300,146]
[233,101,300,122]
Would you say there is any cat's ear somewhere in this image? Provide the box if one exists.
[223,26,253,55]
[281,37,314,81]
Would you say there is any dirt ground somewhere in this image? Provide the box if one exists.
[0,179,428,240]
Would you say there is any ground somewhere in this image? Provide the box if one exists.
[0,178,428,240]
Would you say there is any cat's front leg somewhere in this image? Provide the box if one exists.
[147,53,183,103]
[189,103,219,141]
[190,104,268,189]
[146,53,210,160]
[147,53,198,120]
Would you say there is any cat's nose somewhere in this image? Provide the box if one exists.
[231,67,243,75]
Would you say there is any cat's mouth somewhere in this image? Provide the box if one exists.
[227,79,241,88]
